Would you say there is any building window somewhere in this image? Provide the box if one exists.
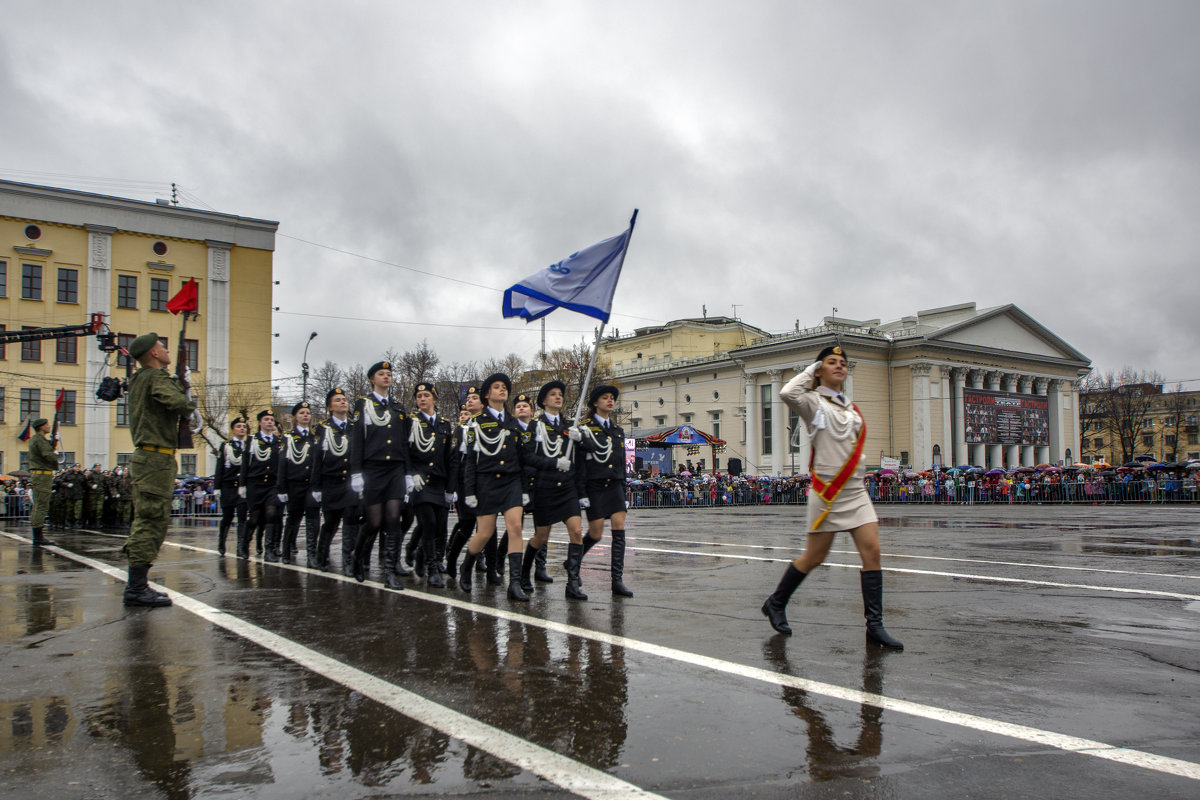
[56,336,77,364]
[19,452,30,472]
[0,260,7,297]
[117,274,138,308]
[681,414,693,424]
[900,450,910,466]
[59,390,77,425]
[116,394,130,427]
[180,453,197,475]
[760,384,773,455]
[0,387,5,423]
[116,452,133,469]
[710,411,721,442]
[57,268,79,303]
[117,333,135,367]
[58,451,75,466]
[1165,435,1176,448]
[183,338,199,370]
[22,264,42,300]
[150,277,170,312]
[20,388,40,420]
[788,408,802,453]
[21,327,41,361]
[1093,438,1104,448]
[654,415,666,426]
[0,323,5,359]
[1142,435,1154,447]
[1189,433,1199,446]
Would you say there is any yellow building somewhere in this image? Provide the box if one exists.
[606,303,1091,475]
[1,180,277,476]
[1080,387,1200,465]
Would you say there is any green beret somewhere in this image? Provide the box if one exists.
[129,332,160,359]
[32,417,49,429]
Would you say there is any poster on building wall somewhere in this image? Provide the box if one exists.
[964,389,1050,445]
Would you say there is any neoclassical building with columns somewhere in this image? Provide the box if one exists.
[605,303,1090,475]
[1,180,277,476]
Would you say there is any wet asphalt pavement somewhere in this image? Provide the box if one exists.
[2,505,1199,799]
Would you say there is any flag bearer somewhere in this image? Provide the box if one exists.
[576,385,633,597]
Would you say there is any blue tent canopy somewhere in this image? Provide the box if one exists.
[635,424,726,447]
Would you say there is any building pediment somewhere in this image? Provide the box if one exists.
[925,305,1089,364]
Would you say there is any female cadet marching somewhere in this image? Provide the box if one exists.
[276,401,320,566]
[349,360,411,588]
[458,372,532,601]
[406,381,460,588]
[311,387,358,573]
[576,385,633,597]
[523,380,587,599]
[761,345,903,650]
[445,386,482,588]
[213,416,248,556]
[238,409,282,560]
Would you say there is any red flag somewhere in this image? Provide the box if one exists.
[166,278,200,315]
[55,389,66,411]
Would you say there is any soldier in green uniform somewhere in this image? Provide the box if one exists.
[27,418,57,546]
[114,467,134,528]
[83,464,105,528]
[49,473,68,529]
[121,331,198,608]
[60,465,84,527]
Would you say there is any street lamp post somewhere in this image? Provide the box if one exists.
[301,331,318,403]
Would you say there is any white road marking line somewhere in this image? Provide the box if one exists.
[14,530,1200,782]
[0,532,667,800]
[631,533,1200,581]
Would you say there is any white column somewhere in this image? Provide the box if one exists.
[1003,373,1020,468]
[911,363,932,470]
[1019,376,1036,465]
[969,369,985,466]
[768,369,786,475]
[84,225,115,468]
[986,370,1003,470]
[952,368,967,467]
[743,374,758,474]
[940,367,952,469]
[1036,378,1053,464]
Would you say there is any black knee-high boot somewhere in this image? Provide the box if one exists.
[484,534,502,584]
[762,564,807,635]
[445,525,468,585]
[519,544,538,594]
[236,520,250,559]
[496,531,509,577]
[458,549,478,592]
[564,542,587,600]
[534,542,553,582]
[610,530,633,597]
[861,570,904,650]
[507,552,529,602]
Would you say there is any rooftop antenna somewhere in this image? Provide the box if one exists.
[171,182,179,206]
[731,304,741,320]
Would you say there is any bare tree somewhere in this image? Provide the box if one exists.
[1081,366,1164,464]
[433,360,480,418]
[396,339,440,403]
[1160,384,1187,462]
[191,376,272,455]
[309,360,343,416]
[342,363,371,401]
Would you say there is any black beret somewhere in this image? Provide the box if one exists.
[291,401,311,416]
[413,381,437,398]
[326,387,346,406]
[230,417,246,428]
[537,380,566,409]
[257,409,275,421]
[817,344,847,362]
[481,372,511,399]
[368,361,392,378]
[513,392,534,408]
[588,384,619,407]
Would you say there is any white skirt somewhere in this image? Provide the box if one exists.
[805,482,877,533]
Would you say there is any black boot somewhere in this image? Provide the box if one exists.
[422,530,443,588]
[564,542,588,601]
[507,552,529,602]
[124,566,172,607]
[406,532,420,570]
[281,525,297,564]
[519,544,537,594]
[861,570,904,650]
[610,530,633,597]
[341,523,359,577]
[351,530,377,583]
[762,565,807,635]
[255,527,264,556]
[31,528,56,547]
[534,542,553,583]
[383,530,405,591]
[305,513,319,568]
[445,525,468,587]
[392,531,411,577]
[458,550,477,592]
[236,522,250,559]
[496,532,508,577]
[217,524,228,556]
[264,522,281,563]
[484,536,501,583]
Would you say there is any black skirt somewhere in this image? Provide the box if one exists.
[475,473,524,515]
[584,478,626,521]
[533,478,581,527]
[246,482,280,510]
[363,462,406,506]
[413,475,449,507]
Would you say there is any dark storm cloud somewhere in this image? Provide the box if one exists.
[3,0,1199,387]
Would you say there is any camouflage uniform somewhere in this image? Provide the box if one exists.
[28,429,57,542]
[83,468,105,528]
[60,468,84,527]
[122,362,196,570]
[116,469,134,527]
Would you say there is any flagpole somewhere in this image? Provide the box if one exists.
[569,208,638,427]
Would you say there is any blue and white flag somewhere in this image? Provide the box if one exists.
[502,213,637,324]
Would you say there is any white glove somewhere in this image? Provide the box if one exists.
[183,365,192,384]
[405,475,415,495]
[311,491,322,503]
[412,473,426,493]
[277,493,288,504]
[237,486,246,499]
[522,493,531,506]
[567,426,582,442]
[445,491,457,505]
[804,361,821,376]
[556,457,572,472]
[350,473,364,494]
[465,495,478,508]
[579,497,591,509]
[190,409,203,432]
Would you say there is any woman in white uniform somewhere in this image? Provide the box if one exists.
[761,345,903,649]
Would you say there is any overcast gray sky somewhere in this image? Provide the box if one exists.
[4,1,1198,392]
